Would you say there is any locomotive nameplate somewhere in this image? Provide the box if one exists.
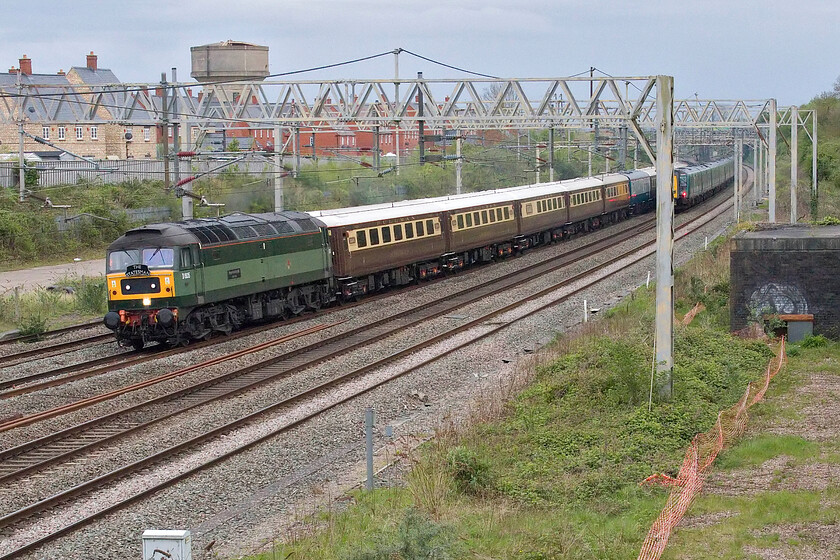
[125,264,151,276]
[228,268,242,280]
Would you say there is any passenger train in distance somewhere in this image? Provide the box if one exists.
[103,158,734,349]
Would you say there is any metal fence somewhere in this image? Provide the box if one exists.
[0,158,278,188]
[53,206,172,233]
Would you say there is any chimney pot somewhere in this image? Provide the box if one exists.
[86,52,98,71]
[18,55,32,75]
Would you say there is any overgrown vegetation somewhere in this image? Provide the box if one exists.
[0,178,175,266]
[0,277,107,333]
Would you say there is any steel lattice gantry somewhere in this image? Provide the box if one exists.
[1,76,783,130]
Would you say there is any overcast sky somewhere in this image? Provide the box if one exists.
[3,0,836,105]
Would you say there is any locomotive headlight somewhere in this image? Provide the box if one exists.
[142,297,152,306]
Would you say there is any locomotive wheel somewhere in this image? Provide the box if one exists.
[131,339,145,351]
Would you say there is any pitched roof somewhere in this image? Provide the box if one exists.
[68,66,120,85]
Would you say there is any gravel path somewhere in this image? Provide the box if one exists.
[0,259,105,296]
[5,191,742,560]
[693,370,840,560]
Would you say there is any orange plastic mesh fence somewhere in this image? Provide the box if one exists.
[637,338,786,560]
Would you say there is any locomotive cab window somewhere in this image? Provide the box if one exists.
[142,248,174,268]
[180,247,192,269]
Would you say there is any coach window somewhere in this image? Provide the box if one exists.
[426,219,435,233]
[503,207,510,220]
[369,228,380,246]
[488,210,496,223]
[405,222,414,239]
[481,210,488,223]
[465,213,473,227]
[416,221,425,236]
[381,226,391,243]
[393,224,403,241]
[473,211,480,225]
[496,208,503,221]
[457,215,465,229]
[356,230,368,248]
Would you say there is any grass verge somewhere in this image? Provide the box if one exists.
[0,276,107,334]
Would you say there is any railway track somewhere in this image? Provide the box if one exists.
[0,309,351,399]
[0,331,114,368]
[0,189,736,559]
[0,320,103,346]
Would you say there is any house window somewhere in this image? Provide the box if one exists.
[90,126,98,140]
[42,126,50,140]
[75,126,83,140]
[144,127,151,141]
[58,126,65,140]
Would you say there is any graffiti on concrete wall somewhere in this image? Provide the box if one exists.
[748,283,809,318]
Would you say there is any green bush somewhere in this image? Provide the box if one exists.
[72,278,107,315]
[17,314,47,338]
[345,508,457,560]
[446,446,492,495]
[800,334,829,348]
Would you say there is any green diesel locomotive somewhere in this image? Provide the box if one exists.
[104,211,333,349]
